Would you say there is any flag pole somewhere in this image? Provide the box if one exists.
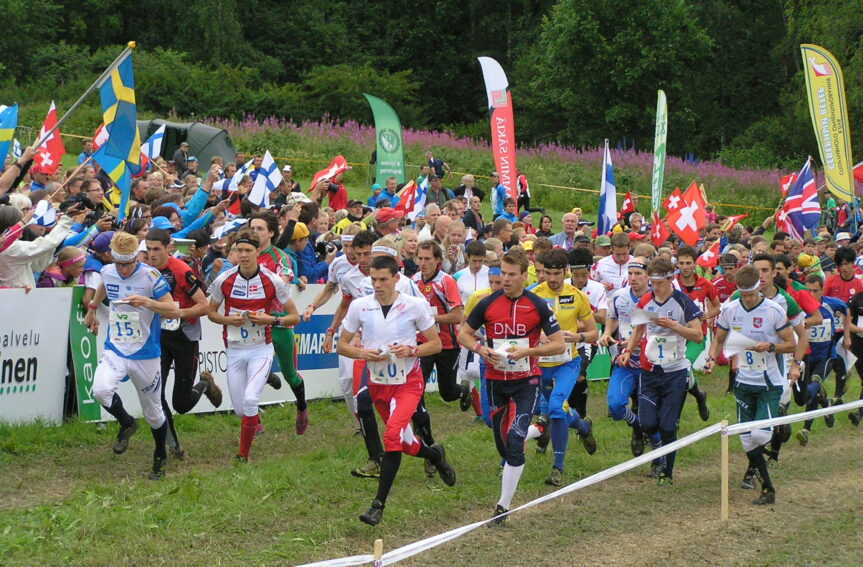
[33,42,137,150]
[51,155,94,198]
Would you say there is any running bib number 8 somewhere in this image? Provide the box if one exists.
[739,349,767,371]
[368,357,407,385]
[645,335,679,365]
[109,311,143,344]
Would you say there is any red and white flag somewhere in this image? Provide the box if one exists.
[33,101,65,175]
[650,210,670,246]
[620,190,636,216]
[779,173,798,197]
[719,214,748,232]
[697,240,720,269]
[92,123,109,152]
[394,180,417,217]
[666,182,706,246]
[662,187,684,213]
[307,156,349,193]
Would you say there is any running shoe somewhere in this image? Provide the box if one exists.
[424,458,438,478]
[696,389,710,421]
[649,456,666,479]
[545,466,563,487]
[579,417,597,455]
[459,380,472,412]
[741,470,757,490]
[535,416,550,455]
[752,488,776,505]
[351,459,381,479]
[234,454,248,464]
[767,457,779,469]
[266,372,282,390]
[487,505,508,528]
[148,457,166,480]
[255,423,265,437]
[199,371,223,407]
[112,420,139,455]
[824,404,835,428]
[656,473,674,487]
[359,499,385,526]
[630,425,645,457]
[295,409,309,436]
[796,429,809,446]
[431,443,457,486]
[169,445,185,460]
[850,412,861,427]
[831,396,844,407]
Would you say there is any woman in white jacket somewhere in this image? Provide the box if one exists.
[0,204,78,289]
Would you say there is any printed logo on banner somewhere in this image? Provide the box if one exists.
[491,89,508,107]
[378,129,400,153]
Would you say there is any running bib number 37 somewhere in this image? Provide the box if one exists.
[110,311,143,344]
[645,335,679,365]
[368,357,407,385]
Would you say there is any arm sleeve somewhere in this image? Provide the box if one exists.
[444,277,463,308]
[180,188,210,228]
[465,296,490,330]
[681,294,703,322]
[416,301,436,332]
[274,273,292,303]
[209,274,225,303]
[342,302,361,334]
[150,271,170,299]
[716,303,731,331]
[577,294,593,321]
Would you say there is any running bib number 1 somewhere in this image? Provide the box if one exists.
[368,356,407,385]
[645,335,679,365]
[109,311,143,344]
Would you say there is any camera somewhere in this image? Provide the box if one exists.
[315,240,339,258]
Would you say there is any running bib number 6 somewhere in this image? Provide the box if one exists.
[739,349,768,371]
[645,335,679,365]
[226,308,267,344]
[109,311,143,344]
[368,356,407,385]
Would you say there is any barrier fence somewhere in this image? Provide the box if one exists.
[296,398,863,567]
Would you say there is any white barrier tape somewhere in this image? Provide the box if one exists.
[295,423,724,567]
[724,399,863,436]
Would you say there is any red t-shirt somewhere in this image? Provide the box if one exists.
[711,275,737,304]
[675,275,717,332]
[823,273,863,303]
[328,182,348,211]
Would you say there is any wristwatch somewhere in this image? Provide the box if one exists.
[768,344,775,353]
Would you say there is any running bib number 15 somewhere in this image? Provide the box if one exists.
[109,311,143,344]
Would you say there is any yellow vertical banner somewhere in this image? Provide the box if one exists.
[800,44,855,202]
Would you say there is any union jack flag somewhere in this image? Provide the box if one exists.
[776,158,819,241]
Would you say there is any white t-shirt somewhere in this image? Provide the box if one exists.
[716,297,789,386]
[101,262,170,360]
[453,265,490,305]
[327,254,355,286]
[591,255,632,291]
[340,265,422,300]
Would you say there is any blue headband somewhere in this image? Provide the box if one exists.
[488,267,501,276]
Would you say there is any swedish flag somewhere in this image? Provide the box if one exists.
[0,104,17,169]
[92,52,140,220]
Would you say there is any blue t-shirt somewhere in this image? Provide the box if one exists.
[808,303,837,362]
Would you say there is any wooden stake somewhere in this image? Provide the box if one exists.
[720,419,729,522]
[373,538,383,567]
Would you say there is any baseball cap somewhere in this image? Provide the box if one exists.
[91,231,115,253]
[187,156,198,162]
[370,183,382,192]
[628,232,646,240]
[282,164,292,172]
[490,172,499,177]
[168,179,185,190]
[347,199,363,208]
[290,222,310,240]
[594,235,611,247]
[835,232,851,242]
[180,141,189,147]
[429,174,441,181]
[522,240,534,251]
[578,220,594,226]
[574,234,591,244]
[150,216,175,231]
[518,211,532,221]
[375,207,404,224]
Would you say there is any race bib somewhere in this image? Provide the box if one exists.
[808,322,831,343]
[368,356,408,385]
[539,343,573,364]
[109,310,143,344]
[644,335,679,365]
[492,338,531,373]
[739,349,768,371]
[160,301,181,331]
[226,308,267,344]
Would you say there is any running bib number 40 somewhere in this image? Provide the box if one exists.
[739,349,768,371]
[368,356,407,385]
[645,335,679,365]
[110,310,143,344]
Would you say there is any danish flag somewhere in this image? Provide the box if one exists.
[33,101,65,175]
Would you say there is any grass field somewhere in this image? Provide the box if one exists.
[1,373,861,567]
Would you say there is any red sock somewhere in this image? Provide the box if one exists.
[470,386,482,416]
[238,415,258,459]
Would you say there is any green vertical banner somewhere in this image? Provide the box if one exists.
[651,89,667,212]
[69,286,103,421]
[363,93,405,184]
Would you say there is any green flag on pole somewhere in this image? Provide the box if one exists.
[363,93,405,184]
[651,90,667,212]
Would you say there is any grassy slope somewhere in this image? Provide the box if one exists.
[1,374,860,566]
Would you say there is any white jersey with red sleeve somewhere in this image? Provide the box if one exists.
[591,254,632,291]
[209,265,291,348]
[340,265,422,300]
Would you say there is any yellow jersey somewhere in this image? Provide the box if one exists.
[531,281,593,366]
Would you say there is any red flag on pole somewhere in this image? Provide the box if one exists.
[33,101,65,175]
[666,182,706,246]
[650,211,670,246]
[719,214,748,232]
[92,123,109,152]
[620,190,636,216]
[779,173,798,197]
[307,156,349,193]
[662,187,683,213]
[394,180,417,217]
[697,240,720,269]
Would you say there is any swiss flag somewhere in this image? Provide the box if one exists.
[620,190,636,216]
[662,187,684,213]
[307,156,349,193]
[697,240,720,269]
[779,173,798,197]
[719,214,748,232]
[33,101,65,175]
[666,182,706,246]
[92,123,109,152]
[394,180,417,217]
[650,211,670,246]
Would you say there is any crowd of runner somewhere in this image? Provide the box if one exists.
[1,143,861,526]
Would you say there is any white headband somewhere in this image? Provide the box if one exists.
[111,250,138,262]
[737,281,760,292]
[341,234,355,243]
[648,272,675,281]
[371,245,397,257]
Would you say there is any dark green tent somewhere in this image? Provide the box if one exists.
[136,119,236,168]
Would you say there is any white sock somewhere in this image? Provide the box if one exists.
[525,424,542,441]
[498,463,525,509]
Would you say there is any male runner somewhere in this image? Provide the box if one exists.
[84,232,178,479]
[591,232,632,291]
[618,257,703,486]
[822,246,861,404]
[706,264,796,505]
[338,255,456,526]
[453,240,490,417]
[712,254,739,393]
[458,248,566,526]
[567,247,607,418]
[207,228,299,461]
[532,249,598,486]
[146,229,222,458]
